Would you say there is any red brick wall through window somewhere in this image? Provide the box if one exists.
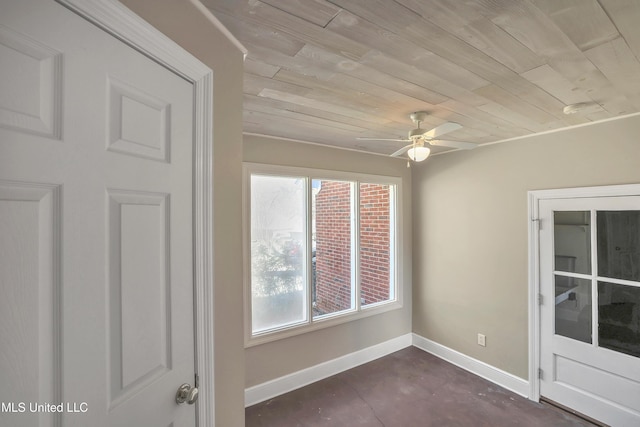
[359,183,391,306]
[314,181,390,314]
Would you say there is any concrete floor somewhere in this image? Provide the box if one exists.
[246,347,597,426]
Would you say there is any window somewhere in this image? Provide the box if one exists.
[244,164,402,343]
[250,174,306,334]
[312,179,355,317]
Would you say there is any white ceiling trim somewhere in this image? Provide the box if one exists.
[245,111,640,160]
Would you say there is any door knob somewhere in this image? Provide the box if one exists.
[175,383,199,405]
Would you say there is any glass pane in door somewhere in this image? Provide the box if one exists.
[555,276,592,343]
[554,211,591,275]
[597,211,640,282]
[598,281,640,358]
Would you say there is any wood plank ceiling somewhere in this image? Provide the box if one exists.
[203,0,640,156]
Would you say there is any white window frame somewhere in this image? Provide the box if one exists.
[243,162,404,347]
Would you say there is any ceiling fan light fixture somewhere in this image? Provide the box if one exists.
[407,145,430,162]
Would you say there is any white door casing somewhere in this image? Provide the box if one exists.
[0,0,215,425]
[529,185,640,427]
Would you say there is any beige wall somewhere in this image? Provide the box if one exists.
[94,0,640,409]
[412,113,640,379]
[118,1,246,425]
[243,135,412,387]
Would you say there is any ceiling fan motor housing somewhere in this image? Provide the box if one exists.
[408,128,426,139]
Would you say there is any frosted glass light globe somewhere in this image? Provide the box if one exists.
[407,146,430,162]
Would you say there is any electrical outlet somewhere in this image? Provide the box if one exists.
[477,333,486,347]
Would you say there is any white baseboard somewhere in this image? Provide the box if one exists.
[412,333,531,398]
[245,333,531,407]
[245,333,413,407]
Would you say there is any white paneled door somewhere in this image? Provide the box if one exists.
[0,0,198,426]
[539,196,640,427]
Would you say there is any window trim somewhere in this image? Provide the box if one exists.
[243,162,404,347]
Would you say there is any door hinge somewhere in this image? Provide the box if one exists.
[532,218,541,230]
[538,293,543,305]
[538,368,543,380]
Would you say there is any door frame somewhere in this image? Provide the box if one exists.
[528,183,640,402]
[57,0,216,424]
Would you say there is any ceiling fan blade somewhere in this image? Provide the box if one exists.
[424,122,462,138]
[391,144,413,157]
[429,139,478,150]
[357,137,409,142]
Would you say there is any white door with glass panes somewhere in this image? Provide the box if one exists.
[539,196,640,427]
[0,0,199,425]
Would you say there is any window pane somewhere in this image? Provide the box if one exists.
[598,281,640,358]
[360,183,393,307]
[312,179,354,318]
[597,211,640,282]
[250,175,306,333]
[555,276,591,344]
[554,211,591,275]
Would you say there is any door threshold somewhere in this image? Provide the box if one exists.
[540,397,609,427]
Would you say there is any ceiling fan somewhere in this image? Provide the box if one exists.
[358,111,477,162]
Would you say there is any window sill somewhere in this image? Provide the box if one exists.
[245,299,403,348]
